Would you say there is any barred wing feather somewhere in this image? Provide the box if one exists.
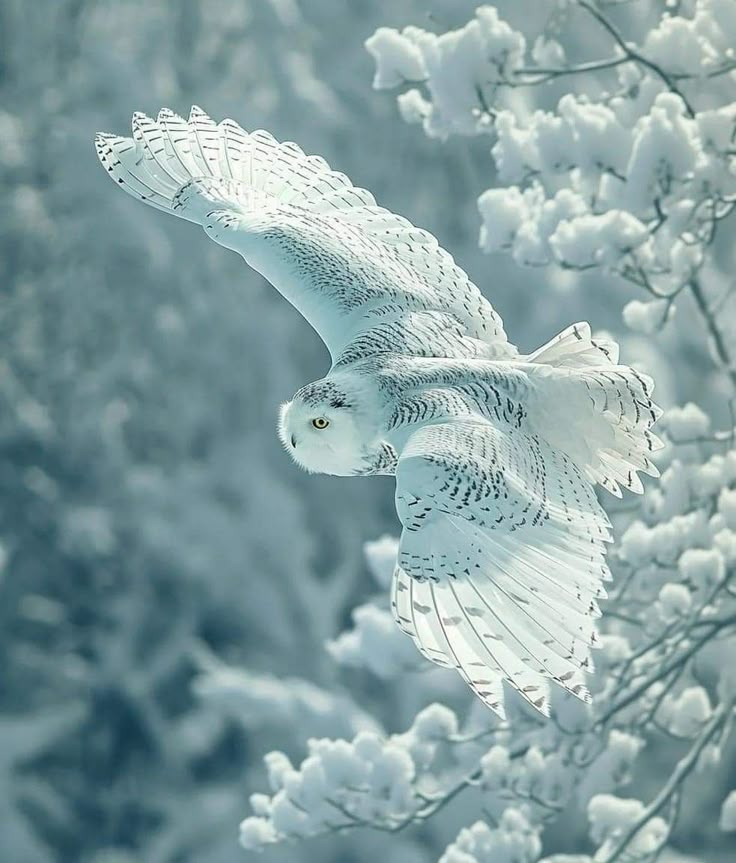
[392,420,611,718]
[95,106,514,363]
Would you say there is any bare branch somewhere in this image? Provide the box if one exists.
[576,0,696,116]
[689,275,736,389]
[600,701,732,862]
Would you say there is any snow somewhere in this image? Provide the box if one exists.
[619,520,655,566]
[678,547,726,588]
[712,527,736,565]
[663,686,713,737]
[327,602,420,678]
[397,88,431,125]
[624,94,702,211]
[265,751,296,792]
[478,187,528,253]
[238,723,428,848]
[365,27,428,90]
[623,299,671,335]
[363,535,400,588]
[368,9,526,139]
[410,703,458,741]
[440,810,542,863]
[550,211,649,268]
[588,795,668,859]
[192,657,377,737]
[480,745,512,790]
[557,96,630,176]
[239,815,277,849]
[663,403,711,441]
[491,112,539,184]
[657,583,692,622]
[599,634,632,665]
[644,0,736,76]
[9,0,736,861]
[717,487,736,528]
[720,791,736,831]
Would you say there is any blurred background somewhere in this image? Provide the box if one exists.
[0,1,725,861]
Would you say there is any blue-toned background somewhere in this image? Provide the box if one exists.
[2,1,732,861]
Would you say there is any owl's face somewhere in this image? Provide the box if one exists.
[278,377,378,476]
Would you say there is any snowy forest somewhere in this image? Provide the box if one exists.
[2,0,736,861]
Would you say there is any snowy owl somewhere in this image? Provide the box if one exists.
[95,107,661,718]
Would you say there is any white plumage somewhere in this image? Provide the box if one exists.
[96,107,662,718]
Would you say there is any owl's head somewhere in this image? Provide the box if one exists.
[278,375,379,476]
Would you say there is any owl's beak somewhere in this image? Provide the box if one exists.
[291,434,297,448]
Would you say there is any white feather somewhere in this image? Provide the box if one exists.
[97,108,663,717]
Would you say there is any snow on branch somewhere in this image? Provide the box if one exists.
[233,3,736,860]
[368,0,736,372]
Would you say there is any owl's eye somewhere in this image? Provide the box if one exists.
[312,417,330,430]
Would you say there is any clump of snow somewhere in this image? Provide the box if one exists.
[656,583,692,622]
[239,815,277,849]
[644,0,736,76]
[397,89,431,125]
[623,299,671,334]
[720,790,736,832]
[480,745,512,790]
[368,8,527,139]
[549,211,649,268]
[558,95,631,176]
[663,404,711,441]
[364,535,399,588]
[478,187,528,253]
[365,27,427,89]
[619,521,653,566]
[440,809,542,863]
[395,704,459,770]
[588,795,668,859]
[661,686,712,737]
[327,602,420,678]
[599,634,632,665]
[192,657,377,738]
[411,703,458,741]
[624,94,701,211]
[717,488,736,529]
[678,547,725,588]
[241,707,506,849]
[712,527,736,565]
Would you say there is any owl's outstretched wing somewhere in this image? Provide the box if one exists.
[95,107,515,365]
[392,419,612,719]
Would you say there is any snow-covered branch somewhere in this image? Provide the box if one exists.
[240,3,736,860]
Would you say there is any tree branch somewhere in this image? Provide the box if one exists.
[600,701,732,862]
[689,275,736,389]
[576,0,695,116]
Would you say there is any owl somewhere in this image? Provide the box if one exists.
[96,107,661,718]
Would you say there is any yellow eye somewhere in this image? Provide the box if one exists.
[312,417,329,430]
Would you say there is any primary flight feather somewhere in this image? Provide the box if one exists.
[95,107,662,718]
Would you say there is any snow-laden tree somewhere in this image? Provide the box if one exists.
[240,3,736,861]
[1,2,497,861]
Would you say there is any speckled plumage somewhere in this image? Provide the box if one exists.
[96,107,662,717]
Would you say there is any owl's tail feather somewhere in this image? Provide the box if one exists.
[95,106,377,225]
[529,323,663,497]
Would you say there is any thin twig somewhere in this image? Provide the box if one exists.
[600,701,732,862]
[576,0,695,116]
[512,55,628,83]
[689,276,736,389]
